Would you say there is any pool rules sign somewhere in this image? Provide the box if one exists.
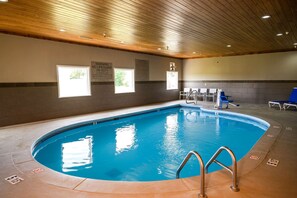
[91,61,113,82]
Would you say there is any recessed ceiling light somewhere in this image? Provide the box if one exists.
[285,32,289,35]
[192,52,196,54]
[157,48,162,50]
[59,29,65,32]
[0,0,8,2]
[276,33,283,36]
[120,41,125,44]
[227,45,231,48]
[261,15,271,19]
[293,43,297,45]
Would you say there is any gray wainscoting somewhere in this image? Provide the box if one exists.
[0,81,180,127]
[182,80,297,104]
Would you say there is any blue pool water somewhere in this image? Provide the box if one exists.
[32,106,269,181]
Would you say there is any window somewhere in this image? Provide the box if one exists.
[167,71,178,90]
[114,68,135,94]
[57,65,91,98]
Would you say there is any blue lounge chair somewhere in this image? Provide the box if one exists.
[268,87,297,110]
[283,88,297,110]
[284,102,297,110]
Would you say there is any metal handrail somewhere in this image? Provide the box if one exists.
[176,151,206,198]
[186,90,198,104]
[205,146,240,192]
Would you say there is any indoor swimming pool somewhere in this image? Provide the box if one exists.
[32,105,269,181]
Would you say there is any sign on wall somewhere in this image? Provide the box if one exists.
[91,61,113,82]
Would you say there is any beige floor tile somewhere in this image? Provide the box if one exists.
[0,101,297,198]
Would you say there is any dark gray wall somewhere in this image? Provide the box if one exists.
[0,81,180,127]
[182,80,297,103]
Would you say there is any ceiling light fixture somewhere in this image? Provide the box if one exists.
[120,41,125,44]
[59,29,65,32]
[285,32,289,35]
[293,43,297,46]
[276,33,283,36]
[261,15,271,19]
[192,52,196,54]
[157,48,162,50]
[227,45,231,47]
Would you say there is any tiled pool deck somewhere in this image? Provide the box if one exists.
[0,101,296,198]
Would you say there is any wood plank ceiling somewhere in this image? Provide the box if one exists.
[0,0,296,58]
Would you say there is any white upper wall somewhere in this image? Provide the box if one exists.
[1,33,296,82]
[183,51,297,80]
[0,33,182,82]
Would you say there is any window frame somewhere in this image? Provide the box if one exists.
[114,67,135,94]
[57,65,91,98]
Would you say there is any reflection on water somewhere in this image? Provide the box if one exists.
[115,124,137,154]
[185,110,199,123]
[62,136,93,172]
[162,114,182,178]
[200,111,221,136]
[215,116,220,136]
[164,114,179,152]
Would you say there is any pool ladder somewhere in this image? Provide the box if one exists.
[176,146,239,198]
[186,90,198,104]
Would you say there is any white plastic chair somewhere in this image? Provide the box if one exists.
[198,88,207,101]
[206,88,217,102]
[179,88,191,99]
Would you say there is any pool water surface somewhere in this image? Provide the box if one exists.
[33,106,269,181]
